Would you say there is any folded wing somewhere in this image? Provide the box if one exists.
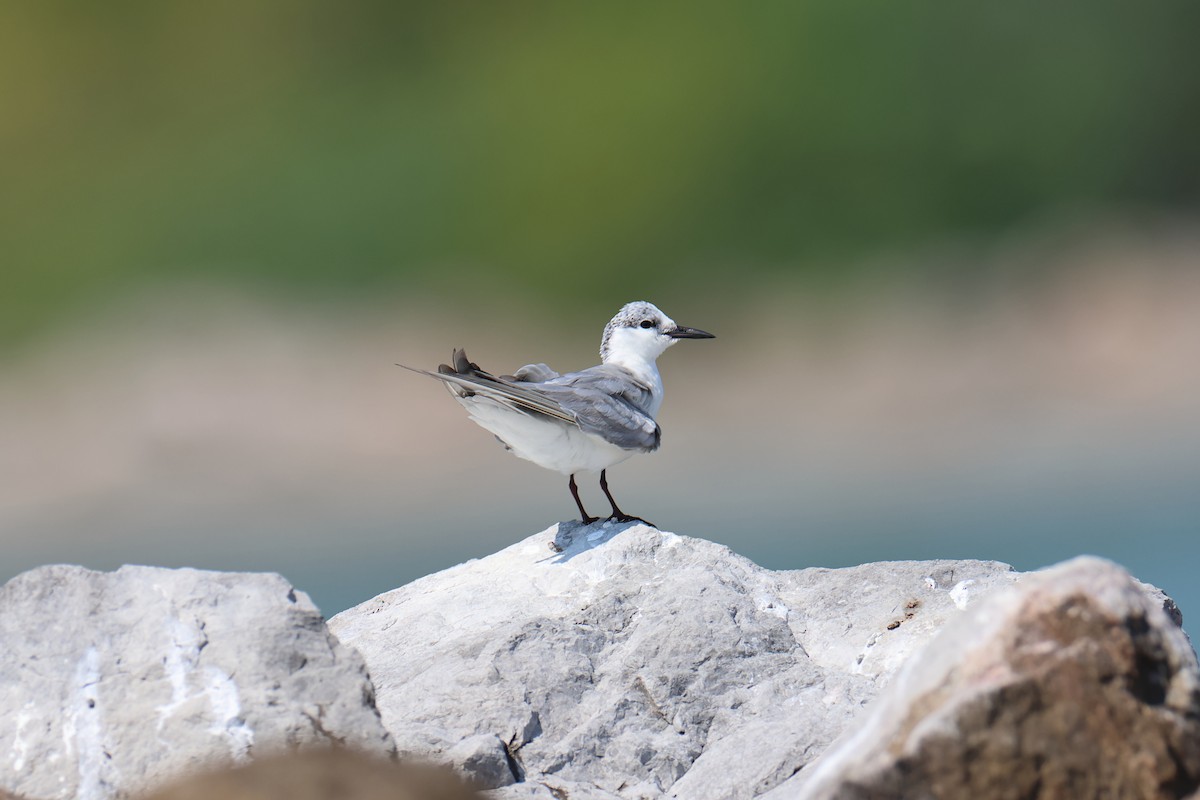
[538,366,661,452]
[400,349,661,452]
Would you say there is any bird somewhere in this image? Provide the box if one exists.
[399,301,715,526]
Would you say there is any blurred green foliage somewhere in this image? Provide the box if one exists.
[3,1,1198,344]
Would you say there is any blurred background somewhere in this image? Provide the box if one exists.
[3,2,1198,619]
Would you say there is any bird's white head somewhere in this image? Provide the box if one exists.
[599,301,715,375]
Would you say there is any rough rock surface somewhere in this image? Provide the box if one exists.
[5,529,1192,800]
[0,565,393,800]
[328,523,1024,799]
[774,556,1200,800]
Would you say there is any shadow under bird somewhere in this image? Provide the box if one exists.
[399,301,715,526]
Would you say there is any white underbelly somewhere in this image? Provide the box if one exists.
[459,398,635,475]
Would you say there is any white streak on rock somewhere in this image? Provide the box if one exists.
[12,707,32,772]
[203,666,254,761]
[68,647,119,800]
[950,579,976,610]
[155,615,206,731]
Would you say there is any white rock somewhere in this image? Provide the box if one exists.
[8,530,1187,800]
[0,565,392,800]
[329,523,1020,799]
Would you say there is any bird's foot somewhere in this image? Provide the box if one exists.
[580,515,600,526]
[607,513,656,528]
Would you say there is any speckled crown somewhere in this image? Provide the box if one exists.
[599,301,668,360]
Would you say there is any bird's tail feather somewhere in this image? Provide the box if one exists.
[398,349,576,425]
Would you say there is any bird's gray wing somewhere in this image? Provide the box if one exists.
[400,352,660,451]
[536,366,661,452]
[397,349,576,425]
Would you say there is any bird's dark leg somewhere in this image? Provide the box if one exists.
[569,474,598,525]
[599,470,656,528]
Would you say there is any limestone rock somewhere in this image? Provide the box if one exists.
[778,556,1200,800]
[7,529,1189,800]
[0,565,393,800]
[329,523,1021,799]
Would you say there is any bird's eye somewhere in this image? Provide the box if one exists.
[639,320,655,329]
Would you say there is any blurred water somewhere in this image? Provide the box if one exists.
[3,232,1198,625]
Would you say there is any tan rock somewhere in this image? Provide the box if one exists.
[137,748,479,800]
[784,556,1200,800]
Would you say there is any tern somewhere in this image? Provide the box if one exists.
[400,301,714,526]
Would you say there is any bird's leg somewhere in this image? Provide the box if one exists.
[569,474,598,525]
[599,470,656,528]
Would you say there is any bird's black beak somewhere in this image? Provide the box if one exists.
[666,325,715,339]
